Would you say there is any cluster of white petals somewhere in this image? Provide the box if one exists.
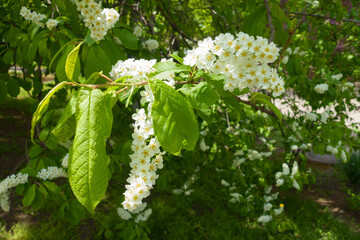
[183,32,285,97]
[0,173,28,212]
[20,7,47,28]
[143,39,159,52]
[133,25,142,37]
[314,83,329,94]
[0,173,28,196]
[275,161,300,190]
[122,104,165,212]
[0,192,10,212]
[110,59,157,80]
[73,0,119,41]
[46,19,59,30]
[304,112,317,122]
[36,166,68,180]
[61,153,69,168]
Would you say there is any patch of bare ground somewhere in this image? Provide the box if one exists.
[302,162,360,232]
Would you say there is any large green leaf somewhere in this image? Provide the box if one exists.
[113,28,138,50]
[51,91,78,143]
[180,82,219,109]
[150,80,199,154]
[243,6,266,36]
[83,44,111,78]
[31,81,69,142]
[65,42,83,82]
[69,89,114,214]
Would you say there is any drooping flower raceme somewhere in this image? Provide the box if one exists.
[122,103,165,212]
[72,0,119,41]
[314,83,329,94]
[20,7,47,28]
[143,39,159,52]
[183,32,285,97]
[46,19,59,30]
[36,166,68,180]
[133,25,142,37]
[0,173,29,196]
[0,173,29,212]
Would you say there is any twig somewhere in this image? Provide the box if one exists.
[157,3,197,45]
[264,0,276,42]
[285,10,360,24]
[234,95,278,119]
[99,73,114,82]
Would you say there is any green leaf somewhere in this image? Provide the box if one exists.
[83,44,111,78]
[243,6,266,36]
[20,167,37,178]
[52,92,78,142]
[203,73,231,97]
[56,44,76,82]
[65,41,83,82]
[2,50,14,64]
[150,80,199,154]
[252,93,283,121]
[31,81,68,142]
[69,89,114,214]
[6,77,20,97]
[27,30,47,62]
[31,188,44,211]
[22,184,36,207]
[180,82,219,109]
[28,144,44,158]
[169,54,184,64]
[102,37,126,65]
[49,39,81,71]
[43,181,61,195]
[113,28,138,50]
[54,0,66,10]
[151,61,191,80]
[0,78,7,102]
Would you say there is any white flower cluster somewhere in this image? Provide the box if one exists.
[110,59,157,80]
[61,153,69,168]
[183,32,285,97]
[258,187,284,224]
[20,7,47,28]
[275,161,300,190]
[73,0,119,41]
[46,19,59,30]
[172,167,199,196]
[133,25,142,37]
[281,46,306,64]
[0,173,29,195]
[326,141,342,156]
[117,202,153,222]
[143,39,159,52]
[314,83,329,94]
[122,106,164,212]
[36,166,68,180]
[0,173,28,212]
[0,192,10,212]
[199,138,210,151]
[304,112,317,122]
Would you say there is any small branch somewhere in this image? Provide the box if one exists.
[174,80,198,86]
[99,73,114,82]
[285,10,360,24]
[234,95,278,119]
[264,0,276,42]
[157,3,197,45]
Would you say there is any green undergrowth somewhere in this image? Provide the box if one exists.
[0,186,359,240]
